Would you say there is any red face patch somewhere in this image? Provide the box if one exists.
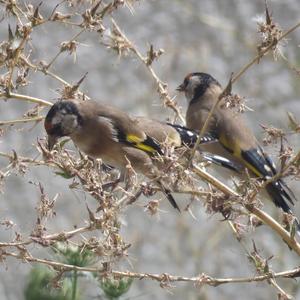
[44,120,53,133]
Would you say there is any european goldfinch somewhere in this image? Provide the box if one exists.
[44,99,238,211]
[177,72,297,218]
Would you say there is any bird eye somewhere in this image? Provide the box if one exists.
[60,109,67,116]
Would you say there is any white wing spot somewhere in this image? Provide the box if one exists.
[213,155,228,163]
[256,149,263,156]
[264,164,271,172]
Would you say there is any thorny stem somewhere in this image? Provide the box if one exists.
[23,57,90,99]
[0,116,44,126]
[232,21,300,85]
[0,2,299,295]
[0,92,52,106]
[111,18,185,123]
[1,146,299,255]
[227,215,290,298]
[2,250,300,286]
[45,27,86,70]
[191,164,300,256]
[0,223,94,247]
[7,28,31,91]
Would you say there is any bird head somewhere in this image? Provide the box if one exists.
[44,100,83,150]
[177,72,221,103]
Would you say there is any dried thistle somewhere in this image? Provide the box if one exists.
[15,67,30,88]
[144,200,159,215]
[256,3,285,60]
[36,183,57,219]
[59,72,88,99]
[81,0,105,31]
[146,44,164,66]
[205,191,234,219]
[27,2,44,27]
[221,93,252,113]
[248,240,273,275]
[102,25,132,57]
[60,40,78,57]
[261,124,285,145]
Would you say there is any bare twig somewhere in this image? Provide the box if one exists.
[191,164,300,256]
[0,116,44,126]
[111,18,185,123]
[0,92,52,106]
[2,250,300,287]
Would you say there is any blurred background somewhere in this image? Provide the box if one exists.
[0,0,300,299]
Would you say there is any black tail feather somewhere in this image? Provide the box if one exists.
[266,182,292,214]
[266,181,300,236]
[279,179,297,205]
[165,189,180,212]
[168,123,217,146]
[266,178,297,213]
[157,181,180,212]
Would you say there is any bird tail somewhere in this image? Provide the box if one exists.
[157,180,180,212]
[266,179,296,214]
[168,123,217,146]
[266,179,300,235]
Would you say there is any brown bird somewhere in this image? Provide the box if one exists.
[177,72,297,218]
[44,99,238,211]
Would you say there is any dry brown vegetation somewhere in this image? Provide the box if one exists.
[0,1,300,299]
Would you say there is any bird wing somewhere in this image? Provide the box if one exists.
[98,115,164,155]
[216,110,296,211]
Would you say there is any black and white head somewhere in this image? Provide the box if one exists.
[177,72,221,103]
[44,100,83,150]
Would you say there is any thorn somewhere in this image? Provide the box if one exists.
[71,72,88,92]
[34,2,43,19]
[86,204,96,222]
[8,25,14,41]
[91,0,103,16]
[265,0,272,25]
[219,72,233,99]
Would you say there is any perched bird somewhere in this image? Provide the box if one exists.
[44,99,238,211]
[177,72,297,217]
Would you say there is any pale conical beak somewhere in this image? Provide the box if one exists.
[47,135,58,151]
[176,83,185,92]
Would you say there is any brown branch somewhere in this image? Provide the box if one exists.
[191,164,300,256]
[232,21,300,85]
[0,92,52,106]
[22,56,91,100]
[2,250,300,287]
[0,151,48,166]
[44,28,86,70]
[111,18,185,123]
[0,224,94,248]
[0,116,44,126]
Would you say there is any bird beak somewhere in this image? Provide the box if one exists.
[176,83,185,92]
[47,135,58,151]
